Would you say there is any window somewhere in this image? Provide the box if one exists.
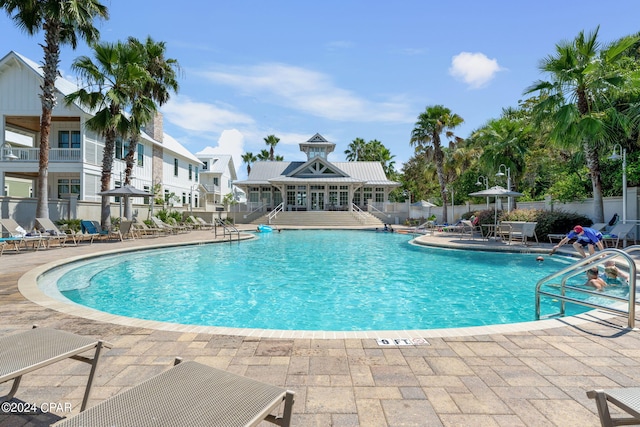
[308,146,326,159]
[195,168,198,182]
[137,143,144,166]
[213,177,219,186]
[143,185,150,205]
[58,131,81,148]
[164,189,170,202]
[202,161,208,170]
[57,178,80,198]
[115,138,124,159]
[182,192,187,204]
[189,164,193,180]
[174,158,179,176]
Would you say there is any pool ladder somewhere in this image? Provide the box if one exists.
[213,218,241,242]
[535,246,639,329]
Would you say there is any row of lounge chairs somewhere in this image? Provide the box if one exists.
[0,326,294,426]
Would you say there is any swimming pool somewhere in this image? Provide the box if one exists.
[37,229,597,332]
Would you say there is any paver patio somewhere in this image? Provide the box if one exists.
[0,228,638,426]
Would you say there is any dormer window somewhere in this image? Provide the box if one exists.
[202,161,208,170]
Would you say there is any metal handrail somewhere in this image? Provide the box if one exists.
[214,218,240,242]
[535,247,638,328]
[267,202,284,224]
[351,203,367,223]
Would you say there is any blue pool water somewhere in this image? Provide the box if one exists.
[42,230,595,331]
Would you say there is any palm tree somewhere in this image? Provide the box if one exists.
[0,0,108,220]
[257,149,270,161]
[524,27,639,222]
[241,152,257,175]
[263,134,280,161]
[121,37,180,220]
[344,138,367,161]
[66,41,148,229]
[410,105,464,223]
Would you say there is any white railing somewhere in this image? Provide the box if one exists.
[267,202,284,224]
[243,202,266,219]
[3,147,82,162]
[200,184,221,193]
[351,203,367,223]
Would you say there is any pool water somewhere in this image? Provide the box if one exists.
[43,230,595,331]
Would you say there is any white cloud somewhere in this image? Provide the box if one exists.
[198,63,413,123]
[449,52,503,89]
[162,95,255,133]
[197,129,245,173]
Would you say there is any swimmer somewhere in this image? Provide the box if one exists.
[536,256,544,262]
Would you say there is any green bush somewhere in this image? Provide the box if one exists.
[55,218,81,232]
[464,208,593,241]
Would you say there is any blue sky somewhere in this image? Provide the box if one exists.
[1,1,639,179]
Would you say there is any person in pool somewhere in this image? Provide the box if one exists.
[603,260,629,285]
[584,267,607,291]
[550,225,604,258]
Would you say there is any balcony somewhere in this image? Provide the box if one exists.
[1,147,82,162]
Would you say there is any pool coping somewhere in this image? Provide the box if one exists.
[18,232,618,340]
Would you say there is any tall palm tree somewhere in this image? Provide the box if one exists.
[524,27,639,222]
[410,105,464,223]
[344,137,367,161]
[0,0,108,220]
[241,152,257,175]
[263,134,280,161]
[66,41,149,229]
[121,37,180,220]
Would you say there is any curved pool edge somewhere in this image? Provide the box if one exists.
[18,235,616,339]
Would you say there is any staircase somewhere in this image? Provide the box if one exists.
[250,211,385,228]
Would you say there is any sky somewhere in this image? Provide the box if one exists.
[1,1,639,180]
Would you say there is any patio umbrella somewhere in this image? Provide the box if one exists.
[468,185,523,228]
[411,200,437,208]
[97,185,150,197]
[98,185,151,221]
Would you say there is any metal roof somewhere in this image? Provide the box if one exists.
[235,160,400,187]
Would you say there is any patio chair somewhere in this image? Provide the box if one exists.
[35,217,68,248]
[186,215,202,229]
[119,220,137,240]
[0,218,44,251]
[53,358,295,427]
[602,223,636,248]
[587,387,640,427]
[0,326,111,412]
[195,216,215,230]
[80,220,123,242]
[459,220,484,240]
[151,216,179,234]
[133,218,167,237]
[166,217,190,233]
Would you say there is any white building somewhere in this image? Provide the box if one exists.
[195,151,242,211]
[0,51,204,213]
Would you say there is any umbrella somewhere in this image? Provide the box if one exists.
[98,185,151,221]
[97,185,150,197]
[468,185,523,230]
[411,200,437,208]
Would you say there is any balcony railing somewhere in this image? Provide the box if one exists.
[1,147,82,162]
[200,184,221,193]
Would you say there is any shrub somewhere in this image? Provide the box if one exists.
[55,218,81,232]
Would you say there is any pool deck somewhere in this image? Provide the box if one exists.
[1,227,639,426]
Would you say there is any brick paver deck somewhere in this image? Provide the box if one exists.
[0,228,638,426]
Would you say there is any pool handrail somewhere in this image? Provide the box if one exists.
[268,202,284,224]
[535,246,638,328]
[214,218,241,242]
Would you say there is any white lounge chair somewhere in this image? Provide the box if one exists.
[35,217,69,248]
[53,358,294,426]
[602,223,636,248]
[0,218,44,251]
[587,388,640,427]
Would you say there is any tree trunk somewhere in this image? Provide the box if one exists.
[100,128,117,230]
[584,142,605,222]
[35,21,62,220]
[433,141,447,223]
[123,135,139,220]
